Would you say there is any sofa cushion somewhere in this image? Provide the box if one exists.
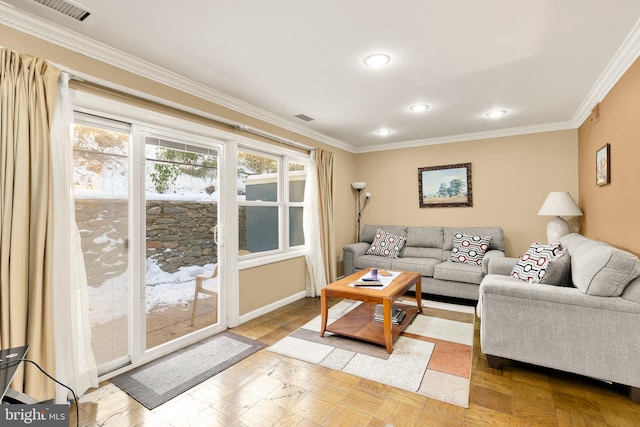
[557,233,590,255]
[401,246,446,261]
[571,240,640,296]
[405,226,444,248]
[390,257,441,277]
[622,276,640,304]
[366,228,407,258]
[450,232,492,266]
[434,261,484,285]
[355,255,393,271]
[510,242,561,283]
[539,250,572,287]
[360,224,407,243]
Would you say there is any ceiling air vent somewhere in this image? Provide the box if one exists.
[33,0,91,22]
[294,114,314,122]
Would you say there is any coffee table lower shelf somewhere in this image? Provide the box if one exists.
[324,302,419,348]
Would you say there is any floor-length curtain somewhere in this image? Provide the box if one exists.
[303,150,327,296]
[0,48,60,401]
[51,72,98,402]
[303,148,335,296]
[315,149,336,283]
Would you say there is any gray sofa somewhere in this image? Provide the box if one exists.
[343,224,505,300]
[477,233,640,402]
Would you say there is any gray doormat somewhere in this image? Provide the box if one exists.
[110,331,265,409]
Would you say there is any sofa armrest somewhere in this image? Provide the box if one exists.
[482,250,506,274]
[487,256,518,275]
[343,242,370,275]
[479,277,640,388]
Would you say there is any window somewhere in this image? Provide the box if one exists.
[288,160,306,247]
[237,149,307,257]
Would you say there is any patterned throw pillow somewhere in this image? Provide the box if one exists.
[449,232,492,265]
[511,242,562,283]
[366,229,407,258]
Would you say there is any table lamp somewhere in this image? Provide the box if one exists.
[537,192,583,244]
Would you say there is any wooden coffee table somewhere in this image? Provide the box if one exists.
[320,269,422,353]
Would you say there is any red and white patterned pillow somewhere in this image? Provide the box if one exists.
[449,232,492,265]
[366,229,407,258]
[511,242,562,283]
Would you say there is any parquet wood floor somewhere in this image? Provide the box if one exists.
[71,296,640,426]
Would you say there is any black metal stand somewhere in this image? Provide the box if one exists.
[355,189,370,242]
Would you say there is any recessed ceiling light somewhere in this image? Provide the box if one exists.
[486,109,507,118]
[410,104,430,112]
[376,129,392,136]
[363,53,391,68]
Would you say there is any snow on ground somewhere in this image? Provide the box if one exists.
[87,259,218,326]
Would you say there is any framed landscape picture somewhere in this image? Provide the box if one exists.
[418,163,472,208]
[596,143,610,186]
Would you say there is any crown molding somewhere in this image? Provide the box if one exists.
[571,19,640,128]
[0,3,354,153]
[356,121,576,153]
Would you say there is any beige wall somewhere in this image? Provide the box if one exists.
[578,57,640,256]
[354,130,579,257]
[239,257,307,314]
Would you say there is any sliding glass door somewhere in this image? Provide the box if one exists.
[73,111,226,375]
[73,114,131,374]
[143,133,222,351]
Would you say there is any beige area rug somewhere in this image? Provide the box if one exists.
[268,298,475,408]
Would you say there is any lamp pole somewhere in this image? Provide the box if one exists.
[352,182,370,242]
[356,188,362,242]
[356,191,371,242]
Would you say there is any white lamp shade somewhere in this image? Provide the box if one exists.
[351,181,367,190]
[537,192,583,217]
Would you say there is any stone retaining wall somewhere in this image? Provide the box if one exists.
[146,200,218,272]
[75,199,128,286]
[75,199,222,285]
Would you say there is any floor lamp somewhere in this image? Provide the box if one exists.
[352,182,371,242]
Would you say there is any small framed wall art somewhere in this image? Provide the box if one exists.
[596,143,610,186]
[418,162,472,208]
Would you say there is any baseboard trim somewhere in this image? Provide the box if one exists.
[237,291,308,325]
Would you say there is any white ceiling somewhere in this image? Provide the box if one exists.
[2,0,640,152]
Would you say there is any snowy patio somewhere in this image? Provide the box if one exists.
[88,262,219,367]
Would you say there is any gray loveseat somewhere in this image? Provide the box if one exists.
[343,224,505,300]
[477,233,640,402]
